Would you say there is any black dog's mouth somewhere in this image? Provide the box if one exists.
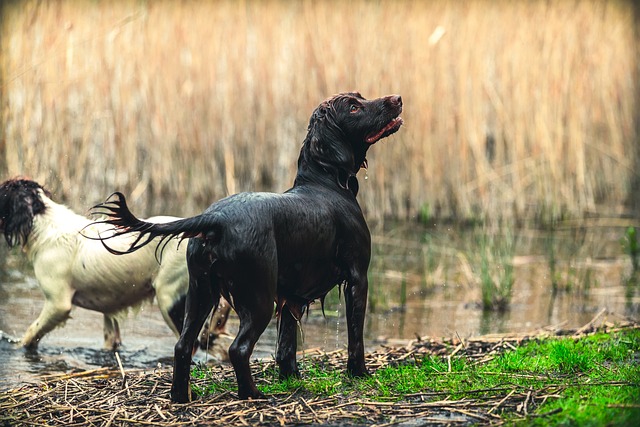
[365,117,404,144]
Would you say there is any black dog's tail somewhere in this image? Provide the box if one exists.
[86,192,214,256]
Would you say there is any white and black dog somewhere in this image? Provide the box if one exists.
[0,178,230,352]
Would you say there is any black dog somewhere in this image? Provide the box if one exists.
[91,92,403,402]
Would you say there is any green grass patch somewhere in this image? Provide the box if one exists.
[191,328,640,425]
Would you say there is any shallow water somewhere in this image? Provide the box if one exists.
[0,223,638,390]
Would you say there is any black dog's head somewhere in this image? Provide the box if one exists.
[299,92,403,194]
[0,178,50,248]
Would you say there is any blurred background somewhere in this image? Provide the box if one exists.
[2,0,637,222]
[0,0,638,386]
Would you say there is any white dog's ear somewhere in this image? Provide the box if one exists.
[0,181,46,247]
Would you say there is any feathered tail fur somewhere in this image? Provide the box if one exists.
[88,192,212,256]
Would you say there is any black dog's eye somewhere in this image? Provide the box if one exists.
[349,104,360,113]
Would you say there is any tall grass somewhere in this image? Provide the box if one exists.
[622,227,639,274]
[478,227,516,311]
[1,0,637,222]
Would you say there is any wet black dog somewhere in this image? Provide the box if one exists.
[91,92,403,402]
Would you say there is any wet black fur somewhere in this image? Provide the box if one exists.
[91,92,403,402]
[0,179,50,248]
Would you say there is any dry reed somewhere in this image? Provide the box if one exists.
[1,0,637,222]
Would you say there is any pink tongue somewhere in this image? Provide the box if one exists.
[366,118,400,144]
[365,129,385,144]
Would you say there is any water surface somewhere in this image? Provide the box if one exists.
[1,223,637,390]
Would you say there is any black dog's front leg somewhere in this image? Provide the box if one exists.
[344,272,369,377]
[171,339,193,403]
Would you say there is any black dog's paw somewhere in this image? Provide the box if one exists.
[239,389,267,401]
[278,366,301,381]
[170,387,191,404]
[236,381,268,400]
[346,360,370,378]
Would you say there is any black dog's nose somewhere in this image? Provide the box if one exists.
[388,95,402,107]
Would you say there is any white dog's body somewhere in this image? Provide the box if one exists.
[0,179,230,351]
[24,197,185,348]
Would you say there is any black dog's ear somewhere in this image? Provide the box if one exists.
[347,175,359,197]
[305,99,359,191]
[308,133,324,159]
[308,102,329,130]
[307,103,330,160]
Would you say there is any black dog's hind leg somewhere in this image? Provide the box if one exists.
[227,263,275,400]
[229,302,272,399]
[166,294,204,354]
[170,246,218,403]
[276,306,301,379]
[344,270,369,377]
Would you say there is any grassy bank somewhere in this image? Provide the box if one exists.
[1,0,637,223]
[1,323,638,426]
[191,326,640,426]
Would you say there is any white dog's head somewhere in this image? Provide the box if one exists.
[0,178,50,248]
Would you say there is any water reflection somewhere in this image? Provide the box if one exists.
[479,310,508,336]
[0,223,638,389]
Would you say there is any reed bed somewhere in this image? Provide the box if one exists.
[1,0,637,222]
[1,316,635,427]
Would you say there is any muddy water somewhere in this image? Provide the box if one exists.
[1,223,638,390]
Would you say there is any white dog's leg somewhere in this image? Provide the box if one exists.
[155,291,182,337]
[153,264,185,337]
[103,315,122,350]
[21,299,72,349]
